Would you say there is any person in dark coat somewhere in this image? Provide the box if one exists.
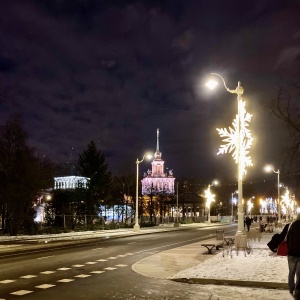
[267,223,290,252]
[245,215,251,231]
[287,213,300,299]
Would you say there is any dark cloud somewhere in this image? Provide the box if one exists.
[0,0,299,186]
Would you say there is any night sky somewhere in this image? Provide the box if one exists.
[0,0,299,187]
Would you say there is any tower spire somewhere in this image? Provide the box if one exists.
[154,128,162,160]
[156,128,159,151]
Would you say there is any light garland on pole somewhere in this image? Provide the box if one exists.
[264,165,281,222]
[206,73,253,239]
[204,185,216,224]
[201,180,218,224]
[247,198,254,215]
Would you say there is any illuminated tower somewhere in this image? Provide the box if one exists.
[141,129,175,195]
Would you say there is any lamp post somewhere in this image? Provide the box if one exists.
[264,165,281,222]
[231,191,238,220]
[134,153,153,232]
[206,73,253,236]
[247,197,254,216]
[203,180,218,224]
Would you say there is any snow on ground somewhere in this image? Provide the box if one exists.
[172,230,288,283]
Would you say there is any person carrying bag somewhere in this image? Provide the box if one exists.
[267,223,290,253]
[287,213,300,299]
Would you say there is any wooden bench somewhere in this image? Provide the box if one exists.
[201,243,223,254]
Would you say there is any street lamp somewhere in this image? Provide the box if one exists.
[264,165,281,222]
[247,197,254,216]
[231,190,238,219]
[134,153,153,232]
[206,73,253,238]
[203,180,218,224]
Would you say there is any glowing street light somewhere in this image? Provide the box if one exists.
[231,190,238,219]
[206,73,253,237]
[264,165,281,222]
[134,153,153,232]
[203,180,218,224]
[247,197,254,215]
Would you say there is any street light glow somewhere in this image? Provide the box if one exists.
[264,165,273,173]
[205,79,218,90]
[145,153,153,160]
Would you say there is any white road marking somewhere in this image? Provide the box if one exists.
[107,257,117,259]
[97,259,107,261]
[37,255,54,260]
[20,275,37,279]
[57,267,71,271]
[115,264,127,267]
[90,271,105,274]
[36,284,55,289]
[72,264,85,267]
[92,248,103,251]
[85,262,97,265]
[40,271,55,274]
[104,267,117,270]
[0,279,15,284]
[57,279,75,283]
[117,254,126,257]
[126,253,134,255]
[10,290,33,296]
[75,274,91,278]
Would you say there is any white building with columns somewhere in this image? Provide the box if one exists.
[54,176,89,190]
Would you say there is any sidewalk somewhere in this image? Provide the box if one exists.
[133,226,288,289]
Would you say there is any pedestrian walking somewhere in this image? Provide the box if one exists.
[287,213,300,299]
[245,215,251,232]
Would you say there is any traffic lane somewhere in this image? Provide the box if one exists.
[0,227,216,280]
[0,224,236,298]
[0,223,236,264]
[0,224,236,282]
[9,259,192,300]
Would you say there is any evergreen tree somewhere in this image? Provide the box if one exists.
[77,141,112,224]
[0,115,54,235]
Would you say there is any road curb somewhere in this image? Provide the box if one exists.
[170,277,288,290]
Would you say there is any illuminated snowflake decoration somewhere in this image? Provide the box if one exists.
[204,187,215,208]
[216,99,253,178]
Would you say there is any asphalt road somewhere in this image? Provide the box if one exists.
[0,224,237,300]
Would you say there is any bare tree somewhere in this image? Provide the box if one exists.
[269,80,300,177]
